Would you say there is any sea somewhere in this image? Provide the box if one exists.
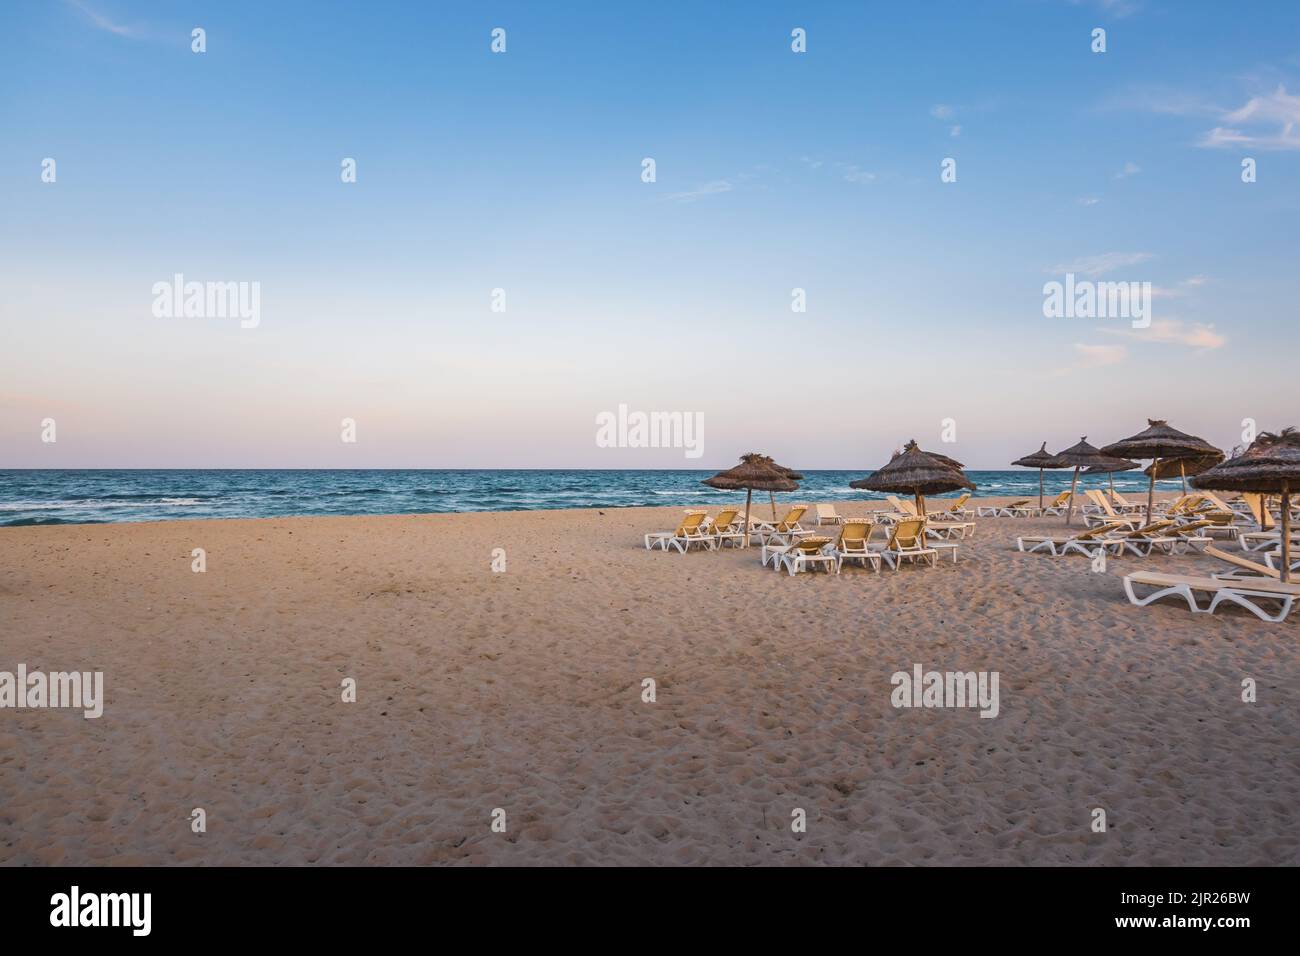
[0,469,1184,527]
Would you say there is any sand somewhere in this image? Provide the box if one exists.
[1,498,1296,866]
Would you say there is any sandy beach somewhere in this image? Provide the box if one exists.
[1,497,1296,866]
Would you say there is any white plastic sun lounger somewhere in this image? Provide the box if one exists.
[1122,571,1300,623]
[1016,521,1128,556]
[976,499,1035,518]
[814,504,844,526]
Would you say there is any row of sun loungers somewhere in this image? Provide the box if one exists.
[648,498,1296,620]
[648,506,960,573]
[1017,519,1217,557]
[763,518,948,574]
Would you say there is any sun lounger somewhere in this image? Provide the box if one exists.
[1122,571,1300,623]
[1040,491,1073,516]
[1101,520,1177,557]
[1157,519,1215,553]
[814,504,845,526]
[885,495,919,518]
[1108,490,1144,513]
[751,505,810,544]
[1156,494,1203,518]
[875,518,938,570]
[708,508,745,549]
[1016,521,1129,556]
[1083,490,1143,528]
[645,511,714,553]
[779,535,838,575]
[925,520,974,540]
[928,493,973,520]
[1239,530,1300,552]
[976,499,1035,518]
[1264,549,1300,574]
[833,520,881,572]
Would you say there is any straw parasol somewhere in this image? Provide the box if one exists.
[702,453,798,547]
[1052,437,1116,526]
[850,440,975,516]
[1143,451,1225,493]
[1011,442,1070,511]
[1102,420,1221,520]
[754,455,804,519]
[923,450,965,471]
[1192,428,1300,583]
[1083,455,1140,501]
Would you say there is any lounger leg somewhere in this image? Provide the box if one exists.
[1207,590,1292,623]
[1123,577,1204,613]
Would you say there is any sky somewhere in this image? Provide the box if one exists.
[2,0,1298,469]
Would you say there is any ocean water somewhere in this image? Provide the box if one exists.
[0,469,1186,527]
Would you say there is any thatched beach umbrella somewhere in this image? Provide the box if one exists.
[1144,451,1226,493]
[1011,442,1069,511]
[923,450,965,471]
[702,453,798,547]
[850,440,975,516]
[754,456,804,519]
[1193,428,1300,583]
[1053,437,1115,526]
[1084,455,1140,500]
[1102,420,1222,520]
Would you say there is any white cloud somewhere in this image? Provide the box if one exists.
[1049,251,1154,276]
[1114,161,1141,179]
[929,104,955,120]
[1195,86,1300,150]
[949,125,961,138]
[1099,319,1227,349]
[1077,197,1101,206]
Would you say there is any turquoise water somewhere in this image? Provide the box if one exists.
[0,469,1183,527]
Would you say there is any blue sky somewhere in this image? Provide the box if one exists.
[2,0,1298,468]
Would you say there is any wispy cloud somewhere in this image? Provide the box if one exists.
[1099,319,1227,349]
[1199,85,1300,150]
[1049,251,1154,276]
[836,162,875,184]
[662,179,733,203]
[800,157,875,184]
[1077,196,1101,206]
[929,104,962,137]
[1119,81,1300,151]
[1114,161,1141,179]
[66,0,146,39]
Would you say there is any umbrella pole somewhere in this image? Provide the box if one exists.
[1180,460,1187,494]
[1282,487,1292,585]
[915,491,925,517]
[1147,457,1158,522]
[1065,467,1080,526]
[743,488,753,549]
[1038,468,1044,512]
[770,490,777,521]
[1109,472,1115,499]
